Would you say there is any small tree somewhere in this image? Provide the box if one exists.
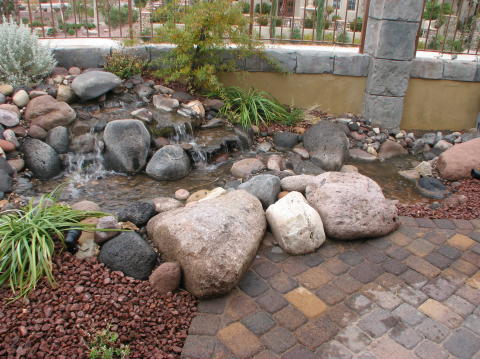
[315,0,325,41]
[153,0,263,91]
[269,0,279,38]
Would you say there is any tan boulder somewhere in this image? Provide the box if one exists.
[24,95,76,130]
[147,190,266,297]
[437,138,480,180]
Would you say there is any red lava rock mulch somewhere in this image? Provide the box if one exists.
[0,251,198,359]
[397,179,480,220]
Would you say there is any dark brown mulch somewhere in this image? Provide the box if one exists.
[0,251,198,359]
[397,179,480,219]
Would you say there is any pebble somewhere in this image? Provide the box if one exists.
[12,90,29,107]
[174,189,190,201]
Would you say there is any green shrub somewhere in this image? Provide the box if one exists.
[152,0,263,91]
[242,1,250,14]
[427,34,444,50]
[257,15,268,26]
[255,2,271,14]
[150,8,167,23]
[291,27,301,40]
[67,28,75,35]
[84,22,96,29]
[304,17,314,29]
[446,38,464,53]
[21,17,29,24]
[0,16,56,87]
[103,5,138,28]
[272,16,282,27]
[46,27,57,36]
[30,19,44,27]
[0,0,14,17]
[104,51,145,79]
[216,86,302,128]
[349,17,362,32]
[335,31,350,43]
[323,19,331,29]
[0,188,111,300]
[140,27,152,42]
[423,0,453,20]
[89,326,130,359]
[134,0,147,8]
[332,15,341,21]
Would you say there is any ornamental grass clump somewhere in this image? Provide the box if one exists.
[0,188,109,300]
[0,16,56,87]
[216,86,303,128]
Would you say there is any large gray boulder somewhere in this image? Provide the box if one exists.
[71,71,122,101]
[303,121,349,171]
[238,174,281,208]
[99,232,157,280]
[103,120,150,173]
[306,172,399,240]
[46,126,69,154]
[147,190,266,297]
[21,138,62,179]
[146,145,190,181]
[266,191,325,255]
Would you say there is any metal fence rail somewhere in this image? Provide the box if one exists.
[5,0,368,48]
[416,0,480,55]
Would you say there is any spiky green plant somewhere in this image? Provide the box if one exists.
[216,86,302,128]
[0,187,110,300]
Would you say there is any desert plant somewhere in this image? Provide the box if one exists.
[0,188,111,300]
[0,17,56,87]
[349,17,362,32]
[255,2,271,14]
[104,51,145,79]
[152,0,264,91]
[215,86,302,128]
[89,326,130,359]
[103,5,138,28]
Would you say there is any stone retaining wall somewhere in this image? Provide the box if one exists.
[52,45,480,83]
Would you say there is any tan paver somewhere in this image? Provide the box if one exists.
[419,299,463,329]
[218,322,263,359]
[448,234,475,251]
[284,287,327,318]
[405,256,441,278]
[295,266,333,290]
[466,271,480,289]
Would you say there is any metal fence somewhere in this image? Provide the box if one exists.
[9,0,369,47]
[416,0,480,55]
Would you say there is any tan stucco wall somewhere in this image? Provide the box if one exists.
[220,72,480,131]
[402,79,480,131]
[219,72,366,115]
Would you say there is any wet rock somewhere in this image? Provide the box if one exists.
[99,231,157,280]
[437,137,480,180]
[411,139,425,154]
[266,191,325,255]
[134,84,154,99]
[378,140,408,160]
[21,138,62,179]
[422,133,436,146]
[0,163,13,192]
[238,174,281,208]
[152,197,183,213]
[340,164,358,172]
[94,216,121,244]
[280,174,316,193]
[257,142,273,153]
[423,152,436,161]
[183,100,205,118]
[273,132,299,150]
[289,157,325,175]
[71,71,121,101]
[70,133,96,153]
[147,190,266,297]
[12,90,29,107]
[171,91,194,102]
[416,177,449,199]
[71,200,100,212]
[203,99,224,111]
[152,95,179,112]
[201,118,225,129]
[0,109,19,127]
[146,145,191,181]
[154,84,174,94]
[131,108,153,123]
[306,172,399,240]
[56,85,75,103]
[398,169,420,182]
[198,187,227,202]
[149,262,181,294]
[24,95,76,130]
[231,158,265,178]
[174,189,190,200]
[103,120,150,173]
[186,189,209,204]
[117,201,156,227]
[46,126,69,154]
[303,121,349,171]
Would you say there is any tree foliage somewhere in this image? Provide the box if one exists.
[152,0,263,91]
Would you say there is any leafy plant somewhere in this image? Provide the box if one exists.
[255,2,271,14]
[152,0,263,91]
[103,5,138,28]
[89,326,130,359]
[104,51,145,79]
[150,8,167,23]
[0,188,110,300]
[349,17,362,32]
[215,86,302,128]
[47,27,57,36]
[30,19,44,27]
[0,16,56,87]
[0,0,14,17]
[304,16,314,29]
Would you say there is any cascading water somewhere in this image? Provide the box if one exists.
[170,121,211,169]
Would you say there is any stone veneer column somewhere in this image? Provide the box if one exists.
[362,0,424,129]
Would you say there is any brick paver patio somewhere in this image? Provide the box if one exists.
[181,217,480,359]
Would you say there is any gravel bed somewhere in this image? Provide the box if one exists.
[397,179,480,219]
[0,250,198,359]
